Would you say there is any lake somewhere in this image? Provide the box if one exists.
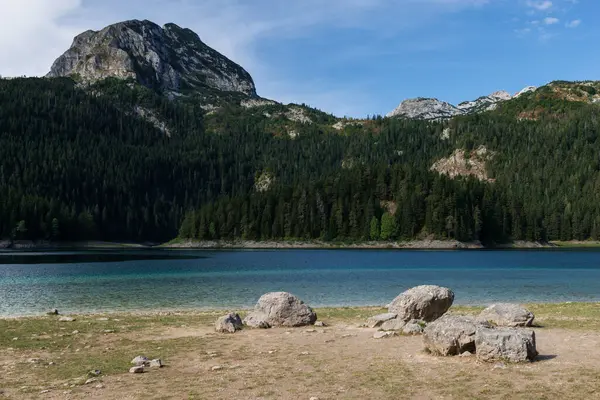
[1,249,600,316]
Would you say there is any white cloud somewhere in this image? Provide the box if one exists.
[543,17,559,25]
[526,1,553,11]
[0,0,83,77]
[566,19,581,28]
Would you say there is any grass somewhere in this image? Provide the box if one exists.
[2,303,600,398]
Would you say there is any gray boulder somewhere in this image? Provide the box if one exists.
[388,285,454,322]
[215,313,243,333]
[475,327,538,363]
[477,304,535,327]
[380,319,407,332]
[423,315,484,356]
[366,313,397,328]
[243,292,317,328]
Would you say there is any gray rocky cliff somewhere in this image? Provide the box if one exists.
[47,20,257,97]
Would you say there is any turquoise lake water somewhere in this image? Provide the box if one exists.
[1,249,600,316]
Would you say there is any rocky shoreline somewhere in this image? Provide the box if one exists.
[1,238,591,250]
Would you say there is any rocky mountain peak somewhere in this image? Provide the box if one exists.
[386,97,462,120]
[47,19,257,97]
[388,90,514,121]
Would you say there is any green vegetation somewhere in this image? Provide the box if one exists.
[3,77,600,245]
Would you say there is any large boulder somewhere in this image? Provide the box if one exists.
[477,304,535,327]
[475,327,538,362]
[215,313,243,333]
[243,292,317,328]
[423,315,484,356]
[388,285,454,322]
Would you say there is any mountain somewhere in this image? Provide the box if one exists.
[4,20,600,247]
[47,19,257,98]
[387,89,523,121]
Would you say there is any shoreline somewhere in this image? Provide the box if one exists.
[1,301,595,320]
[2,239,600,250]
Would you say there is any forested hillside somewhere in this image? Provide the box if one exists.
[2,76,600,245]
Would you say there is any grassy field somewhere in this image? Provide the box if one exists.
[1,303,600,399]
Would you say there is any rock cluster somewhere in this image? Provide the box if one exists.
[422,303,537,362]
[364,286,538,363]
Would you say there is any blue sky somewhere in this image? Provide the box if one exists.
[0,0,596,117]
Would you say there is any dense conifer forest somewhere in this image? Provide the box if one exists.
[2,77,600,245]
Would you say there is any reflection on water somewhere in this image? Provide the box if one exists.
[0,251,203,264]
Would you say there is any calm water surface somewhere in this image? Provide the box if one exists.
[1,249,600,316]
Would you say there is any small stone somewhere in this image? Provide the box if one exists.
[373,331,396,339]
[58,316,75,322]
[149,359,163,368]
[40,389,51,394]
[129,366,144,374]
[131,356,148,366]
[366,313,398,328]
[305,329,317,333]
[215,313,244,333]
[72,330,80,335]
[28,358,42,363]
[460,351,473,357]
[95,384,104,389]
[12,337,18,341]
[493,362,507,370]
[47,309,59,315]
[268,350,275,354]
[84,378,97,385]
[211,365,223,371]
[103,330,115,334]
[300,351,310,356]
[310,397,320,400]
[48,362,55,366]
[89,370,102,376]
[314,321,326,327]
[97,318,109,321]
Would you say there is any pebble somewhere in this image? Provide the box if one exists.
[40,389,50,394]
[129,366,144,374]
[493,362,507,370]
[95,384,104,389]
[97,318,109,321]
[211,365,223,371]
[305,329,317,333]
[89,369,102,376]
[459,351,473,358]
[314,321,326,327]
[300,351,310,356]
[72,330,80,335]
[12,337,18,341]
[149,359,163,368]
[84,378,97,385]
[58,316,75,322]
[310,397,320,400]
[103,330,115,334]
[373,331,396,339]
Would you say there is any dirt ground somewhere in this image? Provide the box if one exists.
[1,306,599,400]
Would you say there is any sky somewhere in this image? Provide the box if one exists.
[0,0,596,117]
